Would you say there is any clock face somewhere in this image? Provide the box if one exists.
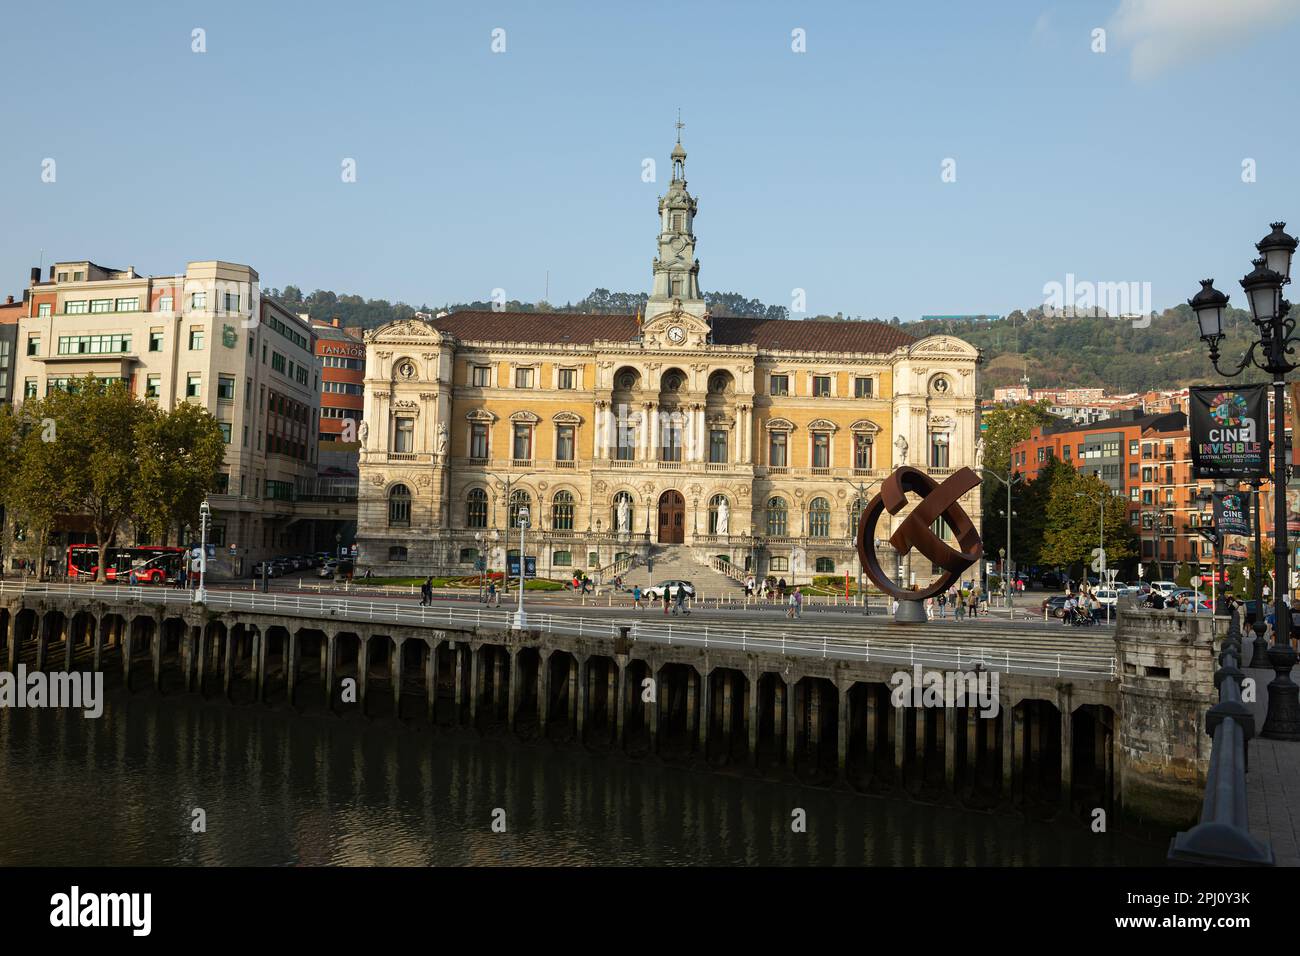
[667,326,686,344]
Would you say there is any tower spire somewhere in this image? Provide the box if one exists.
[646,123,703,323]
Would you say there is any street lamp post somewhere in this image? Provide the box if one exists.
[1076,487,1108,623]
[195,500,210,604]
[1250,479,1269,665]
[1188,221,1300,739]
[979,468,1021,616]
[475,531,485,603]
[835,475,883,613]
[513,506,530,630]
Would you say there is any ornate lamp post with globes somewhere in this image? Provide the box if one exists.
[1188,221,1300,740]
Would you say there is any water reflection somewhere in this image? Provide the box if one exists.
[0,694,1164,866]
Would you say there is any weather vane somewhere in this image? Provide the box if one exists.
[676,108,684,142]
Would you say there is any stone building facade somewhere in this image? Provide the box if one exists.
[356,138,981,583]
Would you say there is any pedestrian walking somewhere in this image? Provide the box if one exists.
[954,595,965,621]
[786,591,797,619]
[673,585,689,616]
[632,585,642,610]
[937,592,947,618]
[487,580,498,607]
[925,596,934,620]
[778,577,787,601]
[663,585,671,615]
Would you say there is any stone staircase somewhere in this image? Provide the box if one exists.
[619,544,744,597]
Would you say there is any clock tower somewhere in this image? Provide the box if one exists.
[645,123,706,327]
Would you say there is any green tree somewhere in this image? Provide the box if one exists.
[44,378,147,582]
[134,401,228,545]
[1040,470,1137,577]
[1175,562,1193,588]
[5,401,76,580]
[979,401,1058,558]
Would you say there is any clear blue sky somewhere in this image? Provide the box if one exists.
[3,0,1299,320]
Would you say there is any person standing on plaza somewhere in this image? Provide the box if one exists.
[786,590,797,619]
[487,579,498,607]
[794,586,803,619]
[673,584,689,616]
[778,577,787,601]
[632,584,642,610]
[937,591,947,619]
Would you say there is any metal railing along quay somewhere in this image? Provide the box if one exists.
[1168,612,1274,865]
[0,581,1117,680]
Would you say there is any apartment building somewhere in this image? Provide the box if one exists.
[311,318,365,442]
[0,293,21,405]
[15,260,329,572]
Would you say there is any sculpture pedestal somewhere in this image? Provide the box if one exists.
[894,599,927,624]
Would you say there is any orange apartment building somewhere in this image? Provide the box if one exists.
[311,318,365,442]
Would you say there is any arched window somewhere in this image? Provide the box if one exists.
[552,490,575,531]
[509,489,532,528]
[388,484,411,527]
[809,497,831,537]
[466,488,488,528]
[767,497,787,537]
[388,546,408,562]
[612,491,635,531]
[708,494,729,535]
[816,557,836,573]
[850,497,866,534]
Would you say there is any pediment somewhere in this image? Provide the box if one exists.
[367,318,442,343]
[641,309,711,349]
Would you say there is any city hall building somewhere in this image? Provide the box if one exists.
[357,138,981,583]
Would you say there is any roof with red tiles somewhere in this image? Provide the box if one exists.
[428,311,917,354]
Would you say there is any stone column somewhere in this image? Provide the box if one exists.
[722,671,734,743]
[195,625,208,695]
[356,634,369,716]
[390,637,403,717]
[152,620,164,691]
[224,628,236,701]
[686,668,698,739]
[748,675,760,767]
[92,616,105,672]
[508,649,520,732]
[894,704,907,780]
[774,679,786,757]
[1011,704,1025,804]
[5,613,18,673]
[698,668,711,754]
[576,656,588,741]
[453,642,464,720]
[786,678,797,769]
[567,656,578,731]
[35,615,49,673]
[470,645,481,724]
[838,685,850,775]
[425,639,438,722]
[122,619,134,691]
[809,681,821,749]
[1001,704,1014,797]
[966,709,979,792]
[648,403,659,462]
[538,651,551,729]
[614,660,626,747]
[648,665,659,753]
[944,706,957,792]
[1059,697,1073,810]
[493,648,505,717]
[64,616,75,671]
[287,629,300,706]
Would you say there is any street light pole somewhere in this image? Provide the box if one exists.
[514,506,529,630]
[195,500,210,604]
[1076,487,1108,622]
[1188,221,1300,739]
[979,468,1021,615]
[1250,478,1269,665]
[835,475,883,613]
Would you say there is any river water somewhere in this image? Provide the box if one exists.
[0,693,1165,866]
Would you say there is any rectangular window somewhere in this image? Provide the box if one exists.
[145,375,161,399]
[770,556,789,572]
[186,373,201,398]
[223,292,239,312]
[515,367,534,389]
[812,375,832,398]
[1063,445,1072,461]
[89,299,112,313]
[710,429,728,464]
[115,297,138,312]
[189,328,204,350]
[471,365,491,387]
[812,432,831,468]
[56,272,68,282]
[854,377,873,398]
[930,433,950,468]
[854,435,873,470]
[271,351,286,373]
[26,336,38,356]
[556,425,575,461]
[218,422,232,444]
[37,303,51,318]
[191,291,207,310]
[558,368,577,389]
[158,294,174,312]
[470,423,489,459]
[769,374,789,396]
[394,417,415,453]
[769,431,788,467]
[64,300,87,314]
[24,379,37,398]
[512,424,532,461]
[149,330,163,352]
[217,375,236,401]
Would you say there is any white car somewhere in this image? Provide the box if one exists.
[1149,581,1180,597]
[645,580,695,601]
[1094,588,1120,606]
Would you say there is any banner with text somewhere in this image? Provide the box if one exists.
[1213,491,1251,537]
[1190,384,1269,479]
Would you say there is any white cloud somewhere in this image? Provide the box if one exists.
[1110,0,1300,79]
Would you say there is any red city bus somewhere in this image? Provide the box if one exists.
[66,545,186,584]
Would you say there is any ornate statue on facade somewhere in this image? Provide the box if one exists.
[358,420,369,443]
[436,422,448,457]
[974,436,985,468]
[617,496,631,533]
[894,434,908,466]
[716,498,729,536]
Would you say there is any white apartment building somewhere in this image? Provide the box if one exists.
[15,260,333,573]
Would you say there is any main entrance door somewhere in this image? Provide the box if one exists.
[658,490,685,544]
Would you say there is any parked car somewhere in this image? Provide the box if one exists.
[319,561,339,579]
[1041,595,1070,619]
[1094,588,1120,607]
[645,580,695,601]
[1171,588,1213,612]
[1149,580,1180,597]
[250,561,281,578]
